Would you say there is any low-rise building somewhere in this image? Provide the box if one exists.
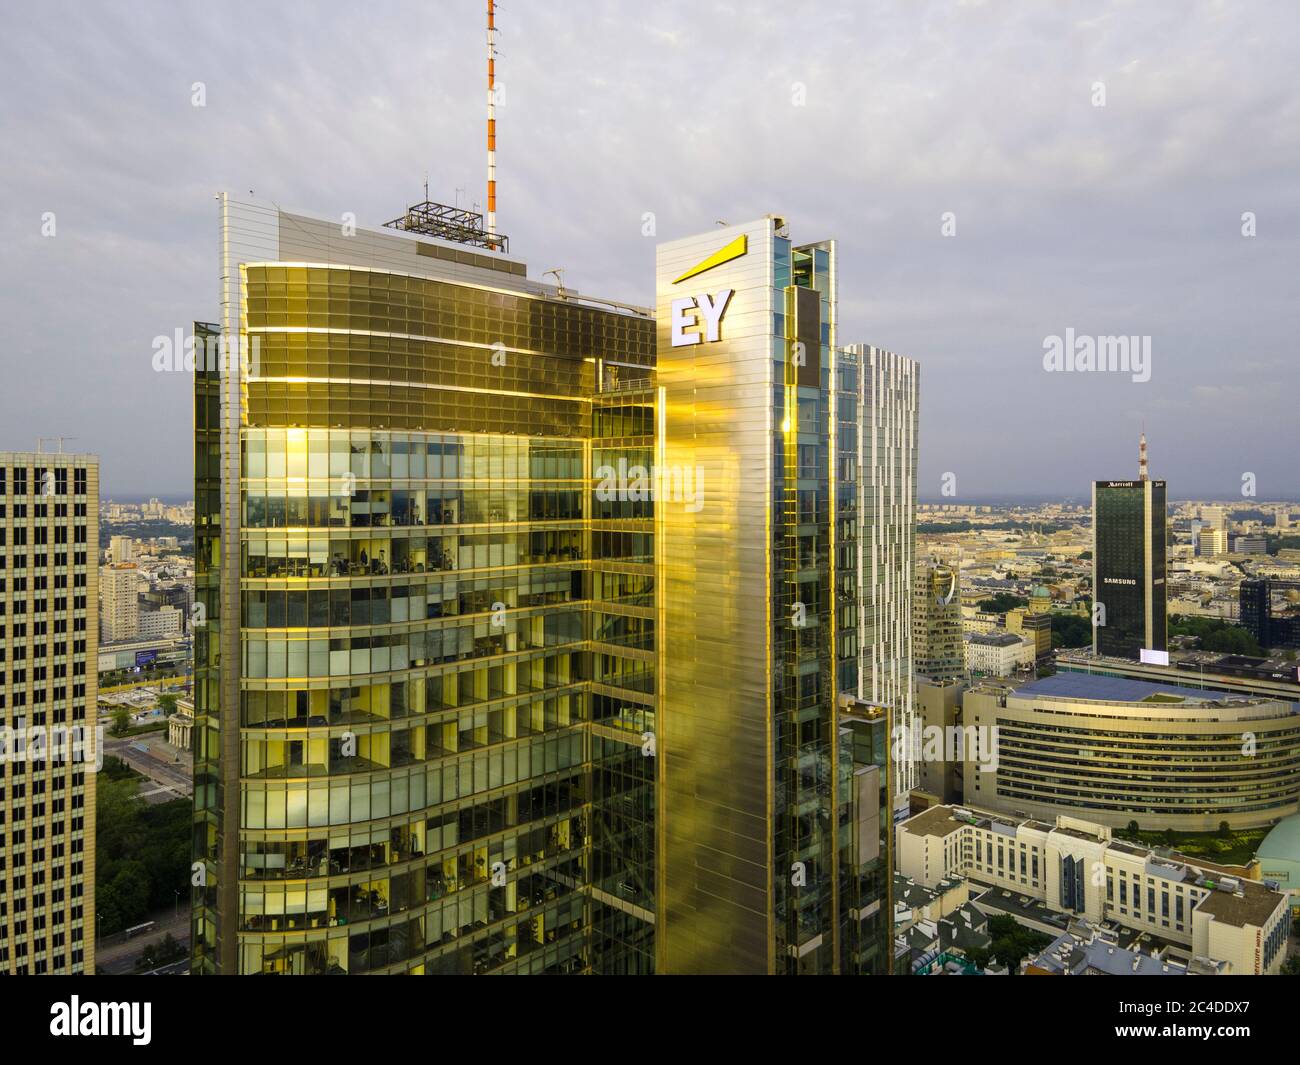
[1024,920,1220,975]
[965,631,1034,677]
[897,804,1290,975]
[138,605,182,639]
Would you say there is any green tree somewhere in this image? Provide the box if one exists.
[1051,613,1091,649]
[986,915,1052,974]
[110,707,132,736]
[1217,821,1231,839]
[157,692,179,717]
[977,593,1030,615]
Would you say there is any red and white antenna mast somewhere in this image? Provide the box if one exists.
[486,0,498,243]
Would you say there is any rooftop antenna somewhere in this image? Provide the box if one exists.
[1139,427,1149,481]
[487,0,498,243]
[543,268,567,299]
[36,436,76,454]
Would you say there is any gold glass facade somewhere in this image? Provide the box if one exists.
[195,200,895,975]
[655,221,888,973]
[194,201,656,974]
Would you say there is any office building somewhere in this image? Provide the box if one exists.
[898,804,1289,975]
[1198,525,1226,558]
[960,672,1300,831]
[108,535,134,564]
[1240,579,1300,650]
[839,345,918,804]
[193,196,658,975]
[913,560,965,683]
[0,451,98,974]
[194,200,902,975]
[99,562,139,644]
[914,678,964,805]
[137,606,182,640]
[1233,535,1267,555]
[1006,608,1052,662]
[656,218,892,974]
[1092,434,1167,659]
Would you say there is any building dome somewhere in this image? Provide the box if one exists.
[1257,814,1300,906]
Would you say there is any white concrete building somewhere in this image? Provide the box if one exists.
[897,804,1289,975]
[99,561,140,643]
[138,605,182,640]
[964,631,1034,676]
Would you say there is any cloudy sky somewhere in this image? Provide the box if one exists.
[2,0,1296,501]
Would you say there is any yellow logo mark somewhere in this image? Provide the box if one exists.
[672,234,747,284]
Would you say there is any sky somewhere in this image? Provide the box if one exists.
[1,0,1296,501]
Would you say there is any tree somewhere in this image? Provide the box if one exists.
[1217,821,1231,839]
[1051,614,1091,649]
[157,692,179,717]
[1168,615,1261,656]
[986,915,1051,974]
[978,593,1029,615]
[1126,820,1141,838]
[110,707,131,737]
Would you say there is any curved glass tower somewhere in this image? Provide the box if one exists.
[193,196,656,974]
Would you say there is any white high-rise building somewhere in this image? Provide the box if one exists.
[99,562,139,643]
[1198,525,1227,558]
[108,535,134,563]
[841,344,919,804]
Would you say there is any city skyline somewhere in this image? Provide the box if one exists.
[3,1,1297,499]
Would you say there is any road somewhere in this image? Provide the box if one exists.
[104,733,193,800]
[97,909,191,974]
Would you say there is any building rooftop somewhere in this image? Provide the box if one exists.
[1028,925,1187,976]
[1190,875,1286,929]
[968,632,1025,648]
[1013,671,1247,706]
[901,805,967,840]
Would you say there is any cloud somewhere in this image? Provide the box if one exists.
[0,0,1296,498]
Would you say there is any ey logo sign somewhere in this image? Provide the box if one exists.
[670,234,745,347]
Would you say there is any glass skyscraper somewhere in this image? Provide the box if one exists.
[193,196,656,974]
[194,200,908,975]
[1093,472,1167,661]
